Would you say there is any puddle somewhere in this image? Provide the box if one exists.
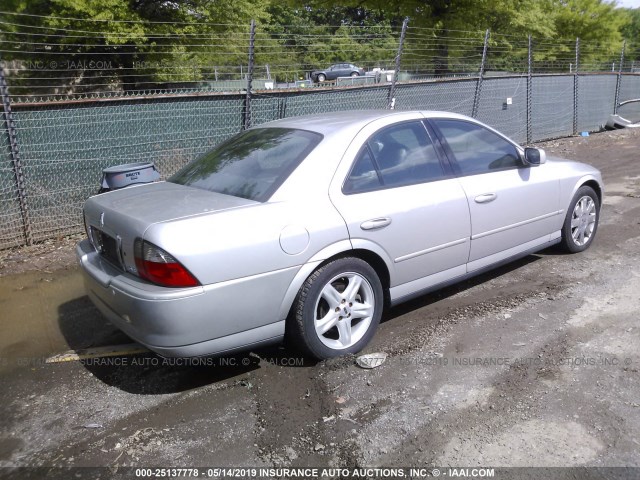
[0,267,128,372]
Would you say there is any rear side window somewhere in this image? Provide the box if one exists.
[170,128,322,202]
[344,121,446,194]
[343,148,382,193]
[433,119,522,175]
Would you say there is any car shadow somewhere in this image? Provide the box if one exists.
[57,298,310,395]
[383,252,544,321]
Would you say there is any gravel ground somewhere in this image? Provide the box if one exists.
[0,128,639,478]
[0,233,82,278]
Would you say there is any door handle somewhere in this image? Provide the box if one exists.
[360,217,392,231]
[474,193,498,204]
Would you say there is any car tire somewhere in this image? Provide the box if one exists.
[317,73,326,82]
[350,72,359,77]
[560,185,600,253]
[289,257,383,360]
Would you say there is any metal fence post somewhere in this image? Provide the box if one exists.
[471,29,490,119]
[573,37,580,135]
[526,35,533,144]
[614,40,626,115]
[0,55,32,246]
[387,17,409,110]
[242,19,256,131]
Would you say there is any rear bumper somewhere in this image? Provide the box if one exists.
[77,239,291,357]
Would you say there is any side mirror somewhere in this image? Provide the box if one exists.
[524,147,547,166]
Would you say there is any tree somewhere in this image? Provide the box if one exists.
[550,0,625,69]
[260,4,398,80]
[619,7,640,64]
[0,0,631,96]
[304,0,627,74]
[0,0,271,96]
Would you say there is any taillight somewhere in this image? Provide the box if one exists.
[133,240,200,288]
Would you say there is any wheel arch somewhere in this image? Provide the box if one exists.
[562,174,603,220]
[559,175,603,253]
[580,179,603,206]
[340,248,390,293]
[278,244,392,328]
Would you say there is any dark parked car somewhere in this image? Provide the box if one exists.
[311,63,365,82]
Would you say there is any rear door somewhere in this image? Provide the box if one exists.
[327,64,341,80]
[429,118,561,271]
[329,115,471,301]
[335,64,350,78]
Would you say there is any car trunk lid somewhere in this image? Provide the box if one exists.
[83,181,256,275]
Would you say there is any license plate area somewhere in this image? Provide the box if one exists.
[90,228,123,270]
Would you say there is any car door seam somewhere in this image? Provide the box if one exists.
[471,210,564,240]
[394,237,469,263]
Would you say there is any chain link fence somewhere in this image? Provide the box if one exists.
[0,99,25,248]
[10,96,244,246]
[619,74,640,120]
[1,15,640,249]
[531,75,575,142]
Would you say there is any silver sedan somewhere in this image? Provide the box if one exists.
[77,111,603,360]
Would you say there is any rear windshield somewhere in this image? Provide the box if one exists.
[169,128,322,202]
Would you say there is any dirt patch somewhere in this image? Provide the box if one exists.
[0,233,82,277]
[438,419,604,466]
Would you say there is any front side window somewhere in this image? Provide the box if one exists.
[432,119,522,175]
[170,128,322,202]
[344,121,446,194]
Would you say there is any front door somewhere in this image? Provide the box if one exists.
[429,118,561,271]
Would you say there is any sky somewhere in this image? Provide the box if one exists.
[615,0,640,8]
